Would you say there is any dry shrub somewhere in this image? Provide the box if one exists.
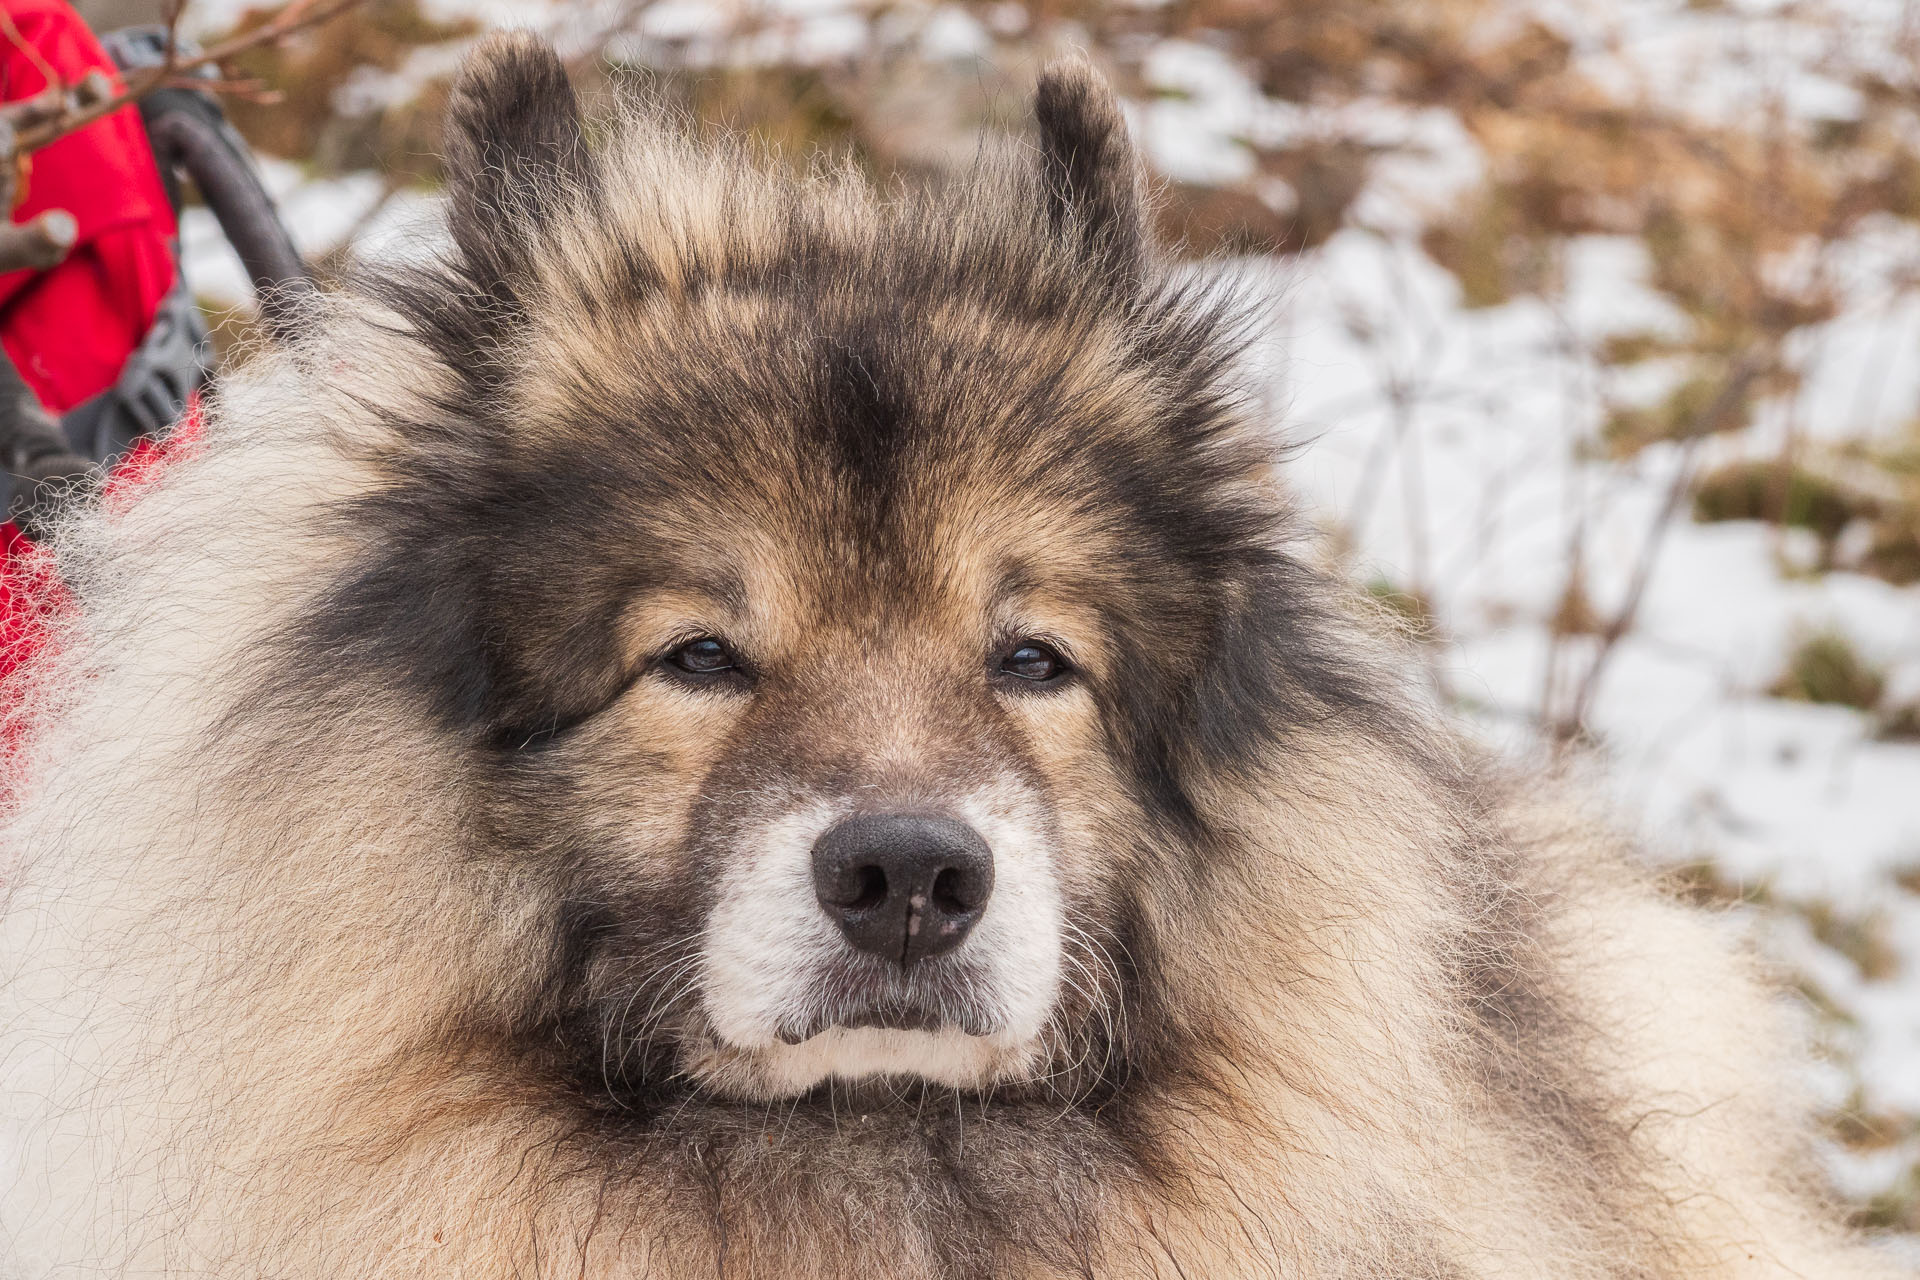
[1769,630,1886,712]
[217,0,479,181]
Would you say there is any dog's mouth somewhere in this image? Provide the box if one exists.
[765,953,1011,1048]
[774,999,1000,1044]
[596,941,1085,1103]
[665,950,1048,1098]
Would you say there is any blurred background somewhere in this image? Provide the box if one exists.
[52,0,1920,1240]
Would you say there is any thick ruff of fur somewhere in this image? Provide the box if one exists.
[0,35,1908,1280]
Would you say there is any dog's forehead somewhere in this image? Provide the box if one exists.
[612,473,1118,643]
[521,276,1147,433]
[508,287,1167,575]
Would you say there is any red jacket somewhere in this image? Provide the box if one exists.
[0,0,185,683]
[1,0,179,414]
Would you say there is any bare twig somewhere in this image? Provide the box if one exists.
[166,77,281,102]
[1555,354,1768,740]
[7,0,364,158]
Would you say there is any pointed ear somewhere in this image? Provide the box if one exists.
[1032,58,1148,287]
[443,32,591,289]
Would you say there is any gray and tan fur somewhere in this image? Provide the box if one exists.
[0,34,1907,1279]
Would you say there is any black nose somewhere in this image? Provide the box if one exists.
[810,814,994,966]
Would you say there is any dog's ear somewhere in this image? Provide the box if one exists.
[1032,58,1147,287]
[443,32,591,289]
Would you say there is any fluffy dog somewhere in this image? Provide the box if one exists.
[0,33,1907,1279]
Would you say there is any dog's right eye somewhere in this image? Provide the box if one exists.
[998,640,1070,684]
[664,637,738,676]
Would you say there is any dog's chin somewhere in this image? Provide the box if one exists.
[684,1023,1044,1101]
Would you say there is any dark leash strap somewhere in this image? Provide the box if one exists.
[102,25,314,343]
[60,24,315,467]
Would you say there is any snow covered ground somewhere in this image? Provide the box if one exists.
[1149,0,1920,1224]
[1263,223,1920,1209]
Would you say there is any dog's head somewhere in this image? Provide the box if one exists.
[307,35,1399,1109]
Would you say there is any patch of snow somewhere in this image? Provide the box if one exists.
[919,6,989,61]
[182,158,445,307]
[1139,41,1260,185]
[1271,205,1920,1189]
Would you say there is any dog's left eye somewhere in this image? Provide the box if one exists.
[999,641,1067,683]
[665,637,737,675]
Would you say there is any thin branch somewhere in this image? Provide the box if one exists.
[1556,353,1768,740]
[8,0,364,157]
[166,77,280,101]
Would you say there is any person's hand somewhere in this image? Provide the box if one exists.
[0,205,76,274]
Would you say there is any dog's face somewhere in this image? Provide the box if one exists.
[311,38,1386,1112]
[513,424,1120,1099]
[472,291,1237,1105]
